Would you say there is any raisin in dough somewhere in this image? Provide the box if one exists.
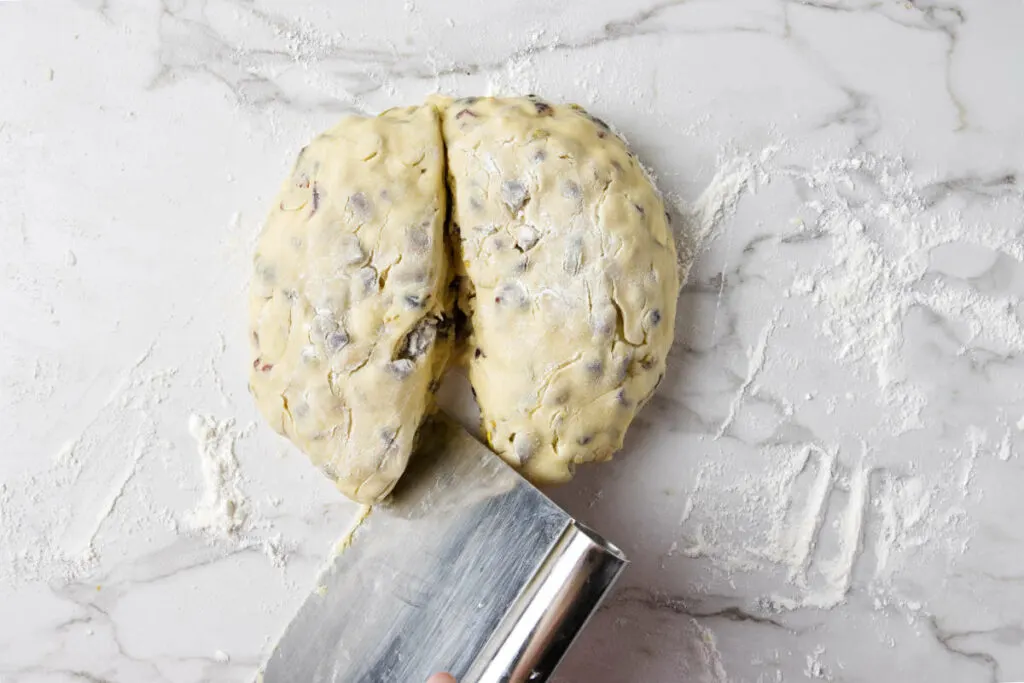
[442,96,679,484]
[249,104,450,504]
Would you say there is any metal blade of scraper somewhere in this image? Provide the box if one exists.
[260,412,627,683]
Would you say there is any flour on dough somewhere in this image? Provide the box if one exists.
[441,96,678,484]
[249,104,451,504]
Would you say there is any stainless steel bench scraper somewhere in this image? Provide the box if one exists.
[260,412,627,683]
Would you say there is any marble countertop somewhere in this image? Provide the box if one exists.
[3,0,1024,681]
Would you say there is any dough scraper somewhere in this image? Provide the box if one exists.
[260,413,628,683]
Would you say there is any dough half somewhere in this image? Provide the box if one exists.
[442,96,678,483]
[249,104,451,503]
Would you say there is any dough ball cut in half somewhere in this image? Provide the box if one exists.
[442,96,679,484]
[249,104,451,504]
[249,96,678,502]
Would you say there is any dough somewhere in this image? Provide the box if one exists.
[442,96,678,483]
[249,96,677,500]
[249,104,451,504]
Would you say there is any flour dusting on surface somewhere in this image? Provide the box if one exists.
[690,619,729,683]
[661,146,1024,616]
[715,311,779,439]
[0,341,296,588]
[670,147,777,285]
[0,352,173,585]
[786,156,1024,429]
[187,413,250,537]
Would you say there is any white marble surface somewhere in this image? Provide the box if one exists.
[3,0,1024,681]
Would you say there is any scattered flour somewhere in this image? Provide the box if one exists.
[0,341,290,587]
[803,646,830,680]
[484,31,546,97]
[671,147,777,285]
[187,414,250,537]
[669,147,1023,615]
[690,619,729,683]
[784,155,1024,426]
[0,349,171,585]
[182,409,291,567]
[716,311,780,438]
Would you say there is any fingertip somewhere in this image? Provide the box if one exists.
[427,674,456,683]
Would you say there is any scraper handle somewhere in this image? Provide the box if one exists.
[462,522,627,683]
